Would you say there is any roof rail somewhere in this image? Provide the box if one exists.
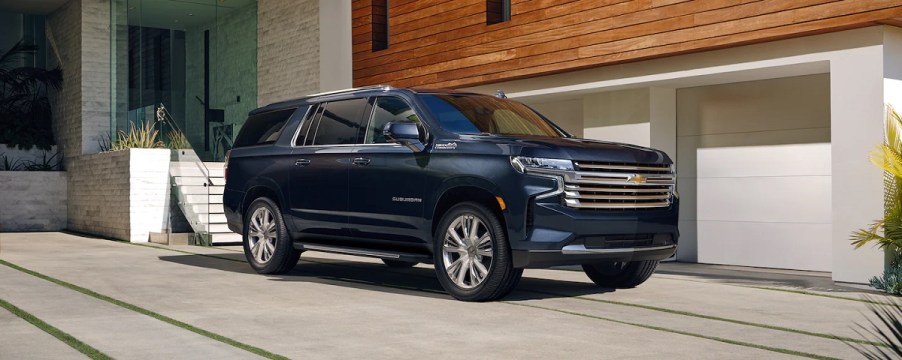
[306,85,395,98]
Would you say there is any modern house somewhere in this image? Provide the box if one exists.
[1,0,901,284]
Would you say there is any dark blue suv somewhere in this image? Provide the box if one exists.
[223,86,679,301]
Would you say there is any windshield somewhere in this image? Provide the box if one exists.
[420,94,565,137]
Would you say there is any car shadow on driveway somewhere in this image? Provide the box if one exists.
[158,253,616,301]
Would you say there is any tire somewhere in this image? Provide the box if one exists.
[433,202,522,302]
[242,197,301,274]
[382,259,417,268]
[582,260,659,288]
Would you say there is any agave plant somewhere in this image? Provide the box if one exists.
[0,40,62,150]
[851,105,902,257]
[166,128,191,150]
[110,121,164,151]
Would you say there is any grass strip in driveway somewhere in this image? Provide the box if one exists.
[505,301,839,360]
[521,288,885,348]
[126,243,885,349]
[0,297,112,360]
[0,259,289,360]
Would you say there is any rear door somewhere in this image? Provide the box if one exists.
[289,98,369,238]
[347,96,429,246]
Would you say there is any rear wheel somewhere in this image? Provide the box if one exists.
[243,197,300,274]
[382,259,417,268]
[582,260,658,288]
[434,202,522,302]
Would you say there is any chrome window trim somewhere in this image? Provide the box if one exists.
[289,105,315,148]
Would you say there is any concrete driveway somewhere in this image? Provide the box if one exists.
[0,232,894,359]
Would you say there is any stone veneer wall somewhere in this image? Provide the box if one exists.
[46,0,110,160]
[0,172,68,231]
[257,0,320,106]
[67,149,170,242]
[185,2,258,159]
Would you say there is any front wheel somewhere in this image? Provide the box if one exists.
[582,260,658,288]
[433,202,522,302]
[242,197,300,274]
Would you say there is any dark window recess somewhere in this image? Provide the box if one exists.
[312,98,369,146]
[372,0,389,51]
[233,108,297,148]
[486,0,511,25]
[366,97,420,144]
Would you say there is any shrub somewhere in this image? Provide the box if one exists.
[110,121,164,151]
[872,261,902,296]
[166,129,191,149]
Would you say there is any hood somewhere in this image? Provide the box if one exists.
[461,135,671,164]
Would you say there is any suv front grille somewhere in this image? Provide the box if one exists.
[563,161,674,209]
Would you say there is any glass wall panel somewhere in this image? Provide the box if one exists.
[110,0,257,161]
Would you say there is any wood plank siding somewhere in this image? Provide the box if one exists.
[351,0,902,89]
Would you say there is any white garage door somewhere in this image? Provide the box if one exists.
[676,74,832,272]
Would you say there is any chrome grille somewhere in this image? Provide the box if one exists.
[563,161,674,209]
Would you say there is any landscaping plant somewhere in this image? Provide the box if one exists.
[0,40,62,150]
[848,297,902,359]
[166,128,191,150]
[110,121,165,151]
[852,105,902,257]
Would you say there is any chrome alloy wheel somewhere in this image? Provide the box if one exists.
[442,214,494,289]
[248,207,277,264]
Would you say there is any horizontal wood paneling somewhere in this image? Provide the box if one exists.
[351,0,902,88]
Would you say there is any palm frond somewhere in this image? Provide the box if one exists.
[848,296,902,359]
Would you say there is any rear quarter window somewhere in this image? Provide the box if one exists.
[233,108,298,148]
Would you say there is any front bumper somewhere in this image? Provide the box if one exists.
[510,198,679,268]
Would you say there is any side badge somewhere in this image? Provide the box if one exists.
[435,142,458,150]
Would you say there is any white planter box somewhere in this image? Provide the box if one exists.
[67,148,172,242]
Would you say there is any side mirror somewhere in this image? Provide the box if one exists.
[383,121,425,152]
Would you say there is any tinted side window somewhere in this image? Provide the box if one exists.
[233,108,297,148]
[312,98,368,146]
[365,97,420,144]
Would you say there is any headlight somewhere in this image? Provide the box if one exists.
[510,156,574,173]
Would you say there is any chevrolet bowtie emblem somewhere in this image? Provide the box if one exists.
[627,174,647,184]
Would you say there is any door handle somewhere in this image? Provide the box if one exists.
[295,159,311,166]
[352,157,371,166]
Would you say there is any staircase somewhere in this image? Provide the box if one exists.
[170,154,242,245]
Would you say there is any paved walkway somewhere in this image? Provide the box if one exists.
[0,232,894,359]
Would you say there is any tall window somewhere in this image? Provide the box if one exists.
[486,0,511,25]
[372,0,389,51]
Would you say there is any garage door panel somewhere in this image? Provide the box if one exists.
[697,221,831,272]
[697,176,831,224]
[676,129,830,177]
[696,143,830,178]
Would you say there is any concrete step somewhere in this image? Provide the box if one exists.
[208,223,231,233]
[173,177,208,186]
[178,185,224,195]
[211,232,241,244]
[206,167,224,177]
[208,213,227,223]
[188,204,224,214]
[185,194,222,204]
[210,177,225,186]
[203,162,225,169]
